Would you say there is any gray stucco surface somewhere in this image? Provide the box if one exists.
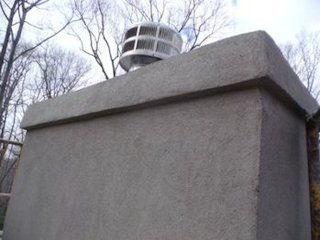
[4,31,317,239]
[257,90,311,240]
[7,89,262,239]
[21,31,317,129]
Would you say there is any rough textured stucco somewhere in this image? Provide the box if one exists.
[257,90,311,240]
[4,31,317,239]
[6,90,261,240]
[20,31,318,129]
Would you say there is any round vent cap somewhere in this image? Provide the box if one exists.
[120,22,183,72]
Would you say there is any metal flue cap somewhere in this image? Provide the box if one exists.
[119,22,183,72]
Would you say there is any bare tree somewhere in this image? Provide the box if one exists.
[71,0,232,80]
[30,44,91,102]
[71,0,122,80]
[0,44,33,141]
[281,31,320,100]
[0,0,77,142]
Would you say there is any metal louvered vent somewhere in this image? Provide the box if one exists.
[119,22,183,72]
[136,39,155,50]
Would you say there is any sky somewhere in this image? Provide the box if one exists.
[24,0,320,49]
[25,0,320,47]
[20,0,320,82]
[230,0,320,44]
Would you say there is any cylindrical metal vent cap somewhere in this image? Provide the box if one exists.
[119,22,183,72]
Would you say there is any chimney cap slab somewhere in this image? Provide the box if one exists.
[21,31,318,130]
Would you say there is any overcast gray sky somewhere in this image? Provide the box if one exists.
[27,0,320,48]
[24,0,320,81]
[230,0,320,43]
